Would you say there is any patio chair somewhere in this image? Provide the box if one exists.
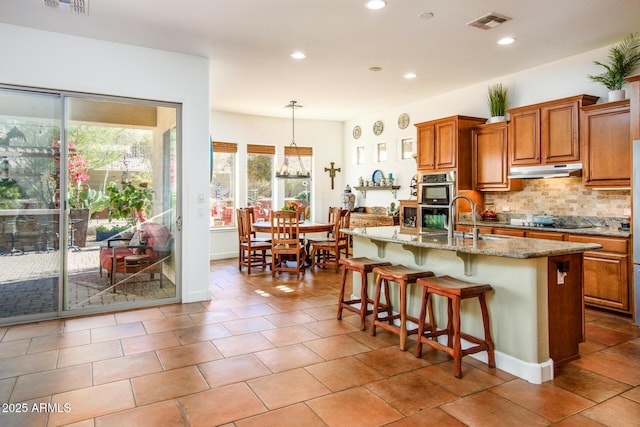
[99,222,173,292]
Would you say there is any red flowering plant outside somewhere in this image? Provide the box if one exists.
[51,139,90,209]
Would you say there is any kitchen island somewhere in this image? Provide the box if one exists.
[342,226,602,384]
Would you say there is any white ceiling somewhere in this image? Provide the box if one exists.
[1,0,639,121]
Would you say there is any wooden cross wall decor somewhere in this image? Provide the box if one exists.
[324,162,341,189]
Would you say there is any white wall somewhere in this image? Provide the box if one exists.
[210,44,618,260]
[0,24,211,303]
[342,45,615,208]
[210,111,344,259]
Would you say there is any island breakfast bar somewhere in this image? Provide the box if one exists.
[342,226,602,384]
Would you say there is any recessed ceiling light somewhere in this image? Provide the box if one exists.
[403,72,417,79]
[369,66,383,72]
[418,12,434,20]
[290,51,306,59]
[365,1,386,11]
[497,37,515,45]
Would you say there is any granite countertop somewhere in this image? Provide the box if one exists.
[343,226,603,259]
[458,220,631,238]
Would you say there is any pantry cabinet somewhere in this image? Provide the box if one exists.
[416,115,486,190]
[581,100,631,188]
[471,121,523,191]
[508,95,599,166]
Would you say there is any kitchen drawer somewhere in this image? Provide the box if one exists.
[351,219,378,227]
[456,225,493,235]
[492,227,526,237]
[526,230,565,241]
[567,235,628,254]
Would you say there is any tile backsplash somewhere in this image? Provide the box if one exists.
[484,177,631,218]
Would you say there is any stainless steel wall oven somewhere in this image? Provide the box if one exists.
[418,171,455,232]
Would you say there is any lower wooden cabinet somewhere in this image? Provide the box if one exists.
[567,235,630,313]
[456,224,632,314]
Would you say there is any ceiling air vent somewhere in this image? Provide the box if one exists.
[466,12,511,30]
[44,0,89,15]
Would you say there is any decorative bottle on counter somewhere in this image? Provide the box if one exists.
[342,185,355,211]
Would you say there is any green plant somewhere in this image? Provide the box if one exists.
[106,181,153,226]
[589,32,640,90]
[95,224,129,233]
[70,185,110,216]
[487,83,509,117]
[0,179,22,208]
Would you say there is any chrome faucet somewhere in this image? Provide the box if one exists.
[448,195,479,246]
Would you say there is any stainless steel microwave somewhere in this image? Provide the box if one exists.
[419,172,455,206]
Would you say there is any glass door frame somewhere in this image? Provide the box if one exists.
[0,84,182,324]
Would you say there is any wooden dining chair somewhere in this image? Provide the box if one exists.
[237,208,271,274]
[309,208,350,272]
[307,207,340,247]
[270,210,306,278]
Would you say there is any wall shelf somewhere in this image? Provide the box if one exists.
[353,185,400,199]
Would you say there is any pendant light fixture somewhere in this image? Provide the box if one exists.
[276,100,311,179]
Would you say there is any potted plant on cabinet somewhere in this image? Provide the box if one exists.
[486,83,509,123]
[589,32,640,102]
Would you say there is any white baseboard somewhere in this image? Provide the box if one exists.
[353,295,554,384]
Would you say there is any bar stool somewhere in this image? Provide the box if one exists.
[2,219,24,256]
[337,257,392,331]
[414,275,495,378]
[37,219,57,252]
[370,265,434,351]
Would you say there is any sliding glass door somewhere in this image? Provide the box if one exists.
[0,88,61,320]
[0,87,180,324]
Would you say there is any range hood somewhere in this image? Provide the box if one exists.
[508,163,582,179]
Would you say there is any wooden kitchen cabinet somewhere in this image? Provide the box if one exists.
[567,234,630,314]
[399,199,418,234]
[416,115,486,189]
[581,100,631,188]
[472,121,523,191]
[508,95,599,166]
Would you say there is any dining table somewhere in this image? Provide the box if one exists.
[251,220,333,235]
[251,220,334,266]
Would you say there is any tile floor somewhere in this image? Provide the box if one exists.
[0,258,639,426]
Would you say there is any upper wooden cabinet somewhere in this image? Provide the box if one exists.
[581,100,631,188]
[472,121,523,191]
[415,115,486,189]
[507,95,599,166]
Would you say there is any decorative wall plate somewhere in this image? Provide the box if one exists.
[373,120,384,136]
[372,169,383,185]
[352,125,362,139]
[398,113,410,129]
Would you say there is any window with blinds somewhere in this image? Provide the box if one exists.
[247,145,274,220]
[211,141,237,227]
